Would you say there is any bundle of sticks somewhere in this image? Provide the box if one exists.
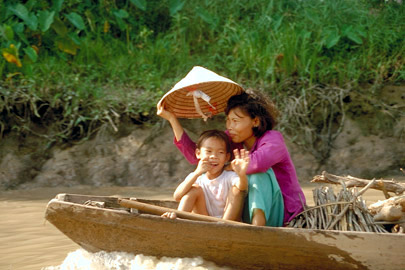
[288,171,405,233]
[288,185,388,232]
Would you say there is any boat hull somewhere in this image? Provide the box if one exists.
[45,194,405,270]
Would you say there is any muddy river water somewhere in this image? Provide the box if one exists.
[0,184,396,270]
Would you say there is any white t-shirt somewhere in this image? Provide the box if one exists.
[194,170,240,218]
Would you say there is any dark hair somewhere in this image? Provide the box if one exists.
[225,89,279,137]
[196,130,231,154]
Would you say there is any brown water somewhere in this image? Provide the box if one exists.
[0,184,393,270]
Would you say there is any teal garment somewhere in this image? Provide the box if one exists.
[243,169,284,227]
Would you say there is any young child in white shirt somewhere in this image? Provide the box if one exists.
[163,130,250,220]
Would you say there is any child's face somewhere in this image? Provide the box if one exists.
[196,137,230,178]
[226,107,259,144]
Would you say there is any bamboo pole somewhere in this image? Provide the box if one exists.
[118,199,248,226]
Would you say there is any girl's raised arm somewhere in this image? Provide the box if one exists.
[157,102,198,164]
[157,102,184,142]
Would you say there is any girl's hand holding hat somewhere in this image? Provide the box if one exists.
[157,102,175,122]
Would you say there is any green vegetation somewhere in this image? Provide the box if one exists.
[1,0,404,161]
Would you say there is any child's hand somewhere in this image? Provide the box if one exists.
[231,149,250,176]
[195,157,212,175]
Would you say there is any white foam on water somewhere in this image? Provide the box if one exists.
[42,248,231,270]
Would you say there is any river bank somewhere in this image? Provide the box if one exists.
[0,84,404,190]
[1,118,404,191]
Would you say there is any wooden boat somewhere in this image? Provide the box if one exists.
[45,193,405,270]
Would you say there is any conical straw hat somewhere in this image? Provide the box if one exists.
[158,66,244,120]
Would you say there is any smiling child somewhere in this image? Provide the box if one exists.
[164,130,250,219]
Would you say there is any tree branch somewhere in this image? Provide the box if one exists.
[311,171,405,195]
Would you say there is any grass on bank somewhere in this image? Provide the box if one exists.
[0,0,404,162]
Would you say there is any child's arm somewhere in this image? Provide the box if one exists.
[231,149,250,191]
[173,157,212,201]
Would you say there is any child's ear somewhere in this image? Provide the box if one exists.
[195,148,201,159]
[226,153,231,162]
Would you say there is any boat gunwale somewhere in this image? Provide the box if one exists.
[46,193,405,238]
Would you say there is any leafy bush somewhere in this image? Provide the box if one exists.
[0,0,404,144]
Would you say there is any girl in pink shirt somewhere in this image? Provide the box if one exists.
[157,90,305,226]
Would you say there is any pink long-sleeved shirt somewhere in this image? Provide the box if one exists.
[174,130,306,224]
